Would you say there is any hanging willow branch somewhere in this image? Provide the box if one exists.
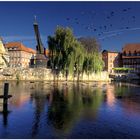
[47,26,104,79]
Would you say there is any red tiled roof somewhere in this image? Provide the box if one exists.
[123,44,140,53]
[5,42,36,54]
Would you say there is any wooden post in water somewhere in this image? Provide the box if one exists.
[0,83,12,112]
[3,83,9,112]
[0,83,12,126]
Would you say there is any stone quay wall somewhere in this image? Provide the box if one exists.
[0,68,110,82]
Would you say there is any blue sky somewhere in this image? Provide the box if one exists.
[1,1,140,51]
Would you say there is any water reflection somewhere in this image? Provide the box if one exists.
[28,82,104,137]
[0,104,10,127]
[115,83,140,115]
[31,91,47,138]
[0,81,140,138]
[46,83,103,134]
[0,83,12,127]
[105,84,116,107]
[9,82,30,108]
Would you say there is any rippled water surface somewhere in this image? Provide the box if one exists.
[0,81,140,138]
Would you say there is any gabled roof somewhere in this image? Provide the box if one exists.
[5,42,36,54]
[123,44,140,53]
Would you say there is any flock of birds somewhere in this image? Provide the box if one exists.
[65,7,139,41]
[4,7,139,46]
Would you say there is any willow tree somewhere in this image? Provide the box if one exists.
[48,26,85,80]
[78,37,101,52]
[72,41,85,80]
[82,53,94,77]
[48,26,104,81]
[48,36,56,69]
[80,37,104,75]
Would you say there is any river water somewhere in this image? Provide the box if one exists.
[0,81,140,139]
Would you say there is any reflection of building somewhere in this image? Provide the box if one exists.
[122,98,140,115]
[102,50,122,73]
[5,42,36,68]
[9,92,29,107]
[122,44,140,73]
[9,82,30,107]
[0,37,9,68]
[105,85,116,107]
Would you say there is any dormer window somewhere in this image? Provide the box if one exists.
[12,47,18,50]
[9,48,12,50]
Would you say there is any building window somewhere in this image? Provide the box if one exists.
[134,50,137,56]
[123,51,126,56]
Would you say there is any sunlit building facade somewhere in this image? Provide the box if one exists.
[122,44,140,73]
[0,37,9,68]
[102,50,122,73]
[5,42,36,68]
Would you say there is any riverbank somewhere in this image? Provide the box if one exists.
[0,68,111,82]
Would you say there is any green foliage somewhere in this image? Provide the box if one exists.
[16,73,20,81]
[48,26,104,79]
[78,37,101,52]
[47,84,103,132]
[113,67,133,71]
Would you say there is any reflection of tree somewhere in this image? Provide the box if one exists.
[47,83,103,135]
[47,87,73,131]
[114,83,130,98]
[30,90,47,138]
[81,85,103,119]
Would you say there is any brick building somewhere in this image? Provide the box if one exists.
[102,50,122,73]
[5,42,36,68]
[122,44,140,73]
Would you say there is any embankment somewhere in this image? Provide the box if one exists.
[0,68,110,82]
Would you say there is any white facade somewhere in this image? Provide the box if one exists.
[0,40,9,68]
